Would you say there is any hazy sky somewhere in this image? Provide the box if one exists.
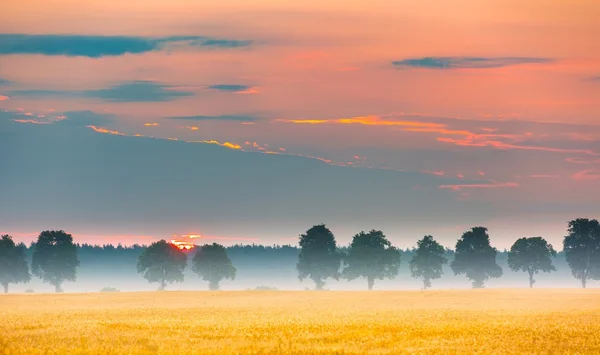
[1,0,599,249]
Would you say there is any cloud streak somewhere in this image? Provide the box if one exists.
[439,182,520,191]
[10,81,195,102]
[167,114,260,122]
[392,57,552,69]
[0,34,252,58]
[207,84,257,94]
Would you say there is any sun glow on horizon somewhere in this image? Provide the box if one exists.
[170,234,203,250]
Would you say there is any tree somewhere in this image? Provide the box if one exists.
[409,235,448,289]
[450,227,502,288]
[342,230,401,290]
[297,224,342,290]
[508,237,557,288]
[137,240,187,290]
[191,243,236,290]
[563,218,600,288]
[0,235,31,293]
[31,230,79,293]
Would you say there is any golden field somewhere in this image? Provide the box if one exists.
[1,289,600,354]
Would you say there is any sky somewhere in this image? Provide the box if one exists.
[1,0,599,250]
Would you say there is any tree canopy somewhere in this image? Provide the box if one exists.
[0,235,31,293]
[450,227,502,288]
[508,237,556,288]
[136,240,187,290]
[409,235,448,289]
[563,218,600,288]
[342,230,401,290]
[297,224,342,290]
[31,230,79,292]
[191,243,236,290]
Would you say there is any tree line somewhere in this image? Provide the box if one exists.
[1,218,599,293]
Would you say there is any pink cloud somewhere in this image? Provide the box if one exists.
[529,174,561,178]
[0,95,8,101]
[571,170,600,180]
[439,182,520,191]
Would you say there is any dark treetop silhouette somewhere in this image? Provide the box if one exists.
[450,227,503,288]
[31,230,79,293]
[409,235,448,289]
[136,239,187,290]
[508,237,557,288]
[342,230,401,290]
[191,243,236,290]
[297,224,342,290]
[562,218,600,288]
[0,234,31,293]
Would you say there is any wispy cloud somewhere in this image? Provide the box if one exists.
[87,125,126,136]
[278,113,600,157]
[0,77,13,86]
[439,182,519,191]
[0,34,252,58]
[9,81,195,102]
[571,170,600,180]
[167,114,260,122]
[144,123,159,127]
[276,115,443,128]
[207,84,258,94]
[392,57,552,69]
[0,95,7,101]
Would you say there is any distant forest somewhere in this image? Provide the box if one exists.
[1,218,599,293]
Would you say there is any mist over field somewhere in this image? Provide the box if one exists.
[9,244,592,293]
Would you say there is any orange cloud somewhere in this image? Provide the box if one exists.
[277,115,445,128]
[236,87,260,94]
[571,170,600,180]
[437,137,600,156]
[13,119,50,124]
[439,182,519,191]
[0,95,9,100]
[193,140,241,150]
[144,123,159,127]
[87,125,126,136]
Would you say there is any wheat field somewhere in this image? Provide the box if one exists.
[1,289,600,354]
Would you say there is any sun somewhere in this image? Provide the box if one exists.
[169,234,202,250]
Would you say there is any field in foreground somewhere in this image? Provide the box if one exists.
[2,290,600,354]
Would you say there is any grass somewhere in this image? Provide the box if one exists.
[1,289,600,354]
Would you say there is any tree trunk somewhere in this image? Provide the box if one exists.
[367,276,375,291]
[528,270,535,288]
[423,278,431,290]
[2,283,8,293]
[314,278,325,291]
[472,279,484,289]
[582,277,587,289]
[54,283,63,293]
[158,279,166,291]
[209,280,220,291]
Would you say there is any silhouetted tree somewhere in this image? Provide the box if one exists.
[343,230,401,290]
[451,227,502,288]
[0,235,31,293]
[297,224,342,290]
[563,218,600,288]
[191,243,236,290]
[136,240,187,290]
[508,237,556,288]
[32,230,79,293]
[409,235,448,289]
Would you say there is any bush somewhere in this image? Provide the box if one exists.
[100,287,120,293]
